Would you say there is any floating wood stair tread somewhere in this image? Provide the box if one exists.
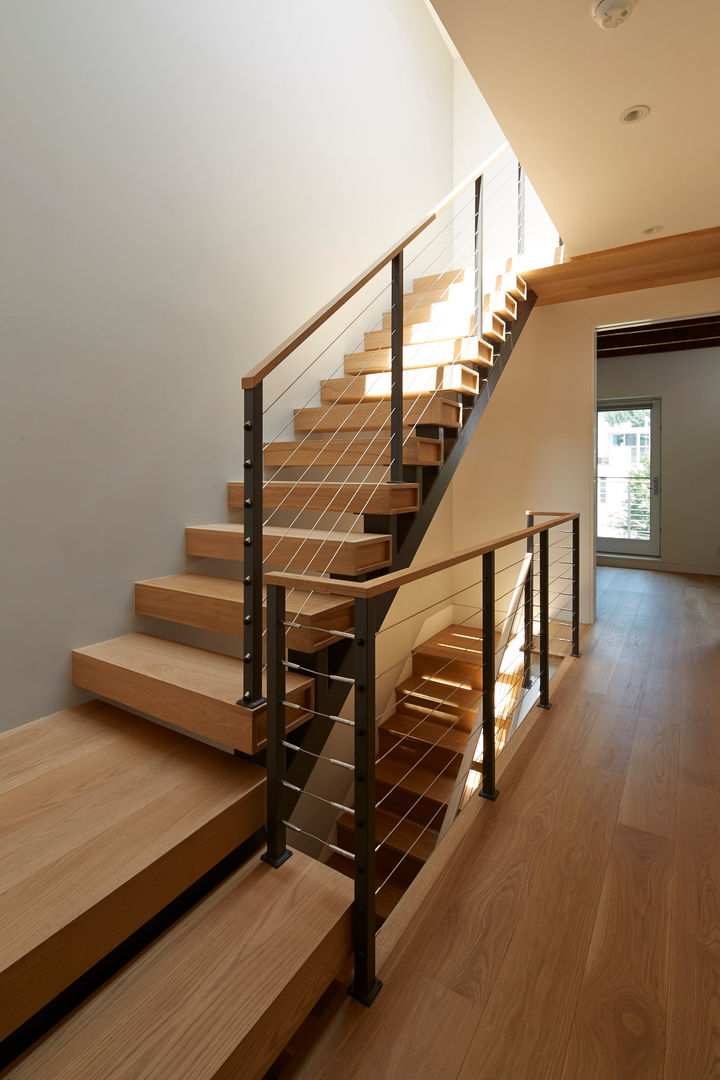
[186,523,392,576]
[375,744,456,806]
[71,633,314,754]
[496,270,528,300]
[0,699,265,1042]
[344,337,492,374]
[412,268,471,293]
[338,806,439,863]
[320,365,479,404]
[484,291,517,321]
[379,712,470,756]
[5,851,352,1080]
[228,481,419,515]
[366,314,475,349]
[397,674,483,713]
[413,624,484,667]
[482,311,506,341]
[263,432,442,468]
[134,574,353,653]
[292,397,461,435]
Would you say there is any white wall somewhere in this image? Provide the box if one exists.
[598,346,720,575]
[448,278,720,622]
[0,0,454,731]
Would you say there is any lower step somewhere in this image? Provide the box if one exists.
[320,365,479,404]
[71,633,314,754]
[4,852,352,1080]
[0,700,265,1043]
[263,433,442,468]
[343,337,493,374]
[227,481,420,516]
[292,396,461,435]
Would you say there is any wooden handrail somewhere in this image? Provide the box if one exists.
[264,511,578,599]
[242,142,510,390]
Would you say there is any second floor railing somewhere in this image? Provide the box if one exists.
[261,510,581,1003]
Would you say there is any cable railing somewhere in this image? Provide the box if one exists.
[261,511,581,1004]
[237,142,562,708]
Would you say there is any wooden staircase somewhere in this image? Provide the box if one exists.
[1,261,533,1074]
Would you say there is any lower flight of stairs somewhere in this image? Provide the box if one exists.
[331,621,526,923]
[0,701,352,1079]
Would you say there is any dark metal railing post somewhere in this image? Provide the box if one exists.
[242,384,266,709]
[474,174,484,340]
[479,550,499,801]
[348,596,382,1005]
[571,516,582,658]
[261,583,292,868]
[523,513,534,689]
[538,528,551,709]
[390,253,404,483]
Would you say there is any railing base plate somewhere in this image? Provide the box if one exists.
[478,788,499,802]
[237,695,268,709]
[538,702,552,710]
[261,849,293,869]
[348,978,383,1006]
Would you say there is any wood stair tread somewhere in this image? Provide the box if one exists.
[292,397,462,435]
[319,366,479,404]
[365,316,475,349]
[185,523,392,576]
[134,574,354,653]
[227,482,419,515]
[375,744,456,804]
[71,633,314,754]
[337,807,438,863]
[344,337,493,374]
[397,674,483,711]
[379,712,470,755]
[0,699,265,1042]
[263,432,442,468]
[413,623,484,666]
[4,851,353,1080]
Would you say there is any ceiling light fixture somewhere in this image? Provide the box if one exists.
[620,104,651,123]
[591,0,639,29]
[642,225,664,236]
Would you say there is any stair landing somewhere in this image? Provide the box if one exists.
[4,851,352,1080]
[0,700,265,1044]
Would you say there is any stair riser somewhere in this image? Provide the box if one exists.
[320,367,479,404]
[227,482,419,515]
[71,653,313,754]
[263,436,443,468]
[185,528,392,577]
[134,583,352,653]
[293,398,462,435]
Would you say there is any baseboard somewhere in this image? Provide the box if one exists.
[597,554,720,577]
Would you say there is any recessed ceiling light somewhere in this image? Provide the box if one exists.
[642,225,664,236]
[620,104,651,124]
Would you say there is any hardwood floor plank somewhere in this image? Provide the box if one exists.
[561,824,673,1080]
[618,715,679,840]
[665,782,720,1080]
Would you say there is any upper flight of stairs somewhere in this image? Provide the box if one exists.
[68,262,529,757]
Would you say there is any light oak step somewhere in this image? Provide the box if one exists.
[482,310,506,342]
[344,337,492,374]
[412,623,484,669]
[185,524,392,576]
[396,674,483,715]
[4,852,352,1080]
[412,651,483,689]
[71,633,314,754]
[376,743,456,824]
[228,481,419,516]
[379,712,470,758]
[292,397,461,436]
[372,312,475,346]
[320,365,479,404]
[496,270,528,300]
[484,291,517,321]
[134,574,354,653]
[0,700,265,1042]
[412,268,472,294]
[263,432,442,468]
[337,807,438,868]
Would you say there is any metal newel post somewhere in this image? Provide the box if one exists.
[571,516,582,658]
[479,550,499,801]
[538,528,551,709]
[242,383,266,709]
[523,513,534,689]
[261,584,292,868]
[390,253,404,483]
[474,173,484,340]
[517,162,526,257]
[348,596,382,1005]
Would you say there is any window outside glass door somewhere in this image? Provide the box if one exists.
[596,399,661,556]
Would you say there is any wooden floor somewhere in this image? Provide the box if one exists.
[292,567,720,1079]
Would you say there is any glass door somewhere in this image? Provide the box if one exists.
[597,399,661,556]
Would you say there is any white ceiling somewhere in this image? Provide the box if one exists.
[429,0,720,254]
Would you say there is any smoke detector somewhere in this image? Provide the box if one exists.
[591,0,638,29]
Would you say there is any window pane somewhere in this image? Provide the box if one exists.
[597,406,653,541]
